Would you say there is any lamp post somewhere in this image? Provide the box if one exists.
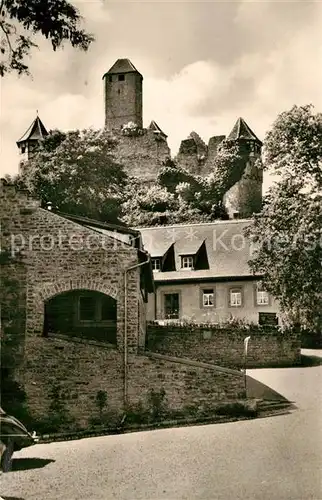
[243,336,251,393]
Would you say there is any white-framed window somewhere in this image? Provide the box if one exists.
[151,258,161,271]
[256,290,269,305]
[181,255,194,269]
[256,282,269,306]
[229,288,242,307]
[202,289,214,307]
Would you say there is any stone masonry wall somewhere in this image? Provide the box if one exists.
[128,353,245,413]
[20,335,244,430]
[146,324,301,369]
[114,129,170,181]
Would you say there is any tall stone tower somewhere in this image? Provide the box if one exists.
[223,117,263,219]
[102,59,143,130]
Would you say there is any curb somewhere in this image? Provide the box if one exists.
[35,402,294,444]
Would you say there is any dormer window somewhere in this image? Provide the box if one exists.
[181,255,194,270]
[118,74,125,81]
[151,258,161,272]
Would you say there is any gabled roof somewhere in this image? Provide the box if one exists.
[103,58,142,77]
[227,117,262,146]
[148,120,167,138]
[138,220,260,282]
[17,116,48,145]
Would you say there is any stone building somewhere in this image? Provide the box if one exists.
[0,180,246,430]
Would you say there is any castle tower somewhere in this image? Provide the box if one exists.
[16,115,48,169]
[102,59,143,130]
[223,117,263,219]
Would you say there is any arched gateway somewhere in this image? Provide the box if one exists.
[27,278,120,345]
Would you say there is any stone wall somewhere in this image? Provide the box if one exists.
[19,335,244,430]
[128,352,244,413]
[114,128,170,182]
[146,323,301,368]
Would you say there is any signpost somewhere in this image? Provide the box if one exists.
[243,336,251,392]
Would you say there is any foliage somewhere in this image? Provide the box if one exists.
[16,128,249,227]
[124,388,167,425]
[155,143,243,221]
[121,121,144,137]
[121,181,216,227]
[245,105,322,332]
[0,0,94,76]
[0,367,32,425]
[16,128,127,222]
[215,401,257,418]
[205,141,249,201]
[147,388,167,421]
[95,390,108,419]
[36,383,76,433]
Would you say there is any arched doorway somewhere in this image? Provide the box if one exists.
[43,290,117,344]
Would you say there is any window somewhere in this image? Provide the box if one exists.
[256,290,269,305]
[202,289,214,308]
[164,293,179,319]
[229,288,242,307]
[152,258,161,271]
[109,75,113,82]
[21,145,26,154]
[181,255,194,269]
[79,296,96,321]
[118,74,125,81]
[256,283,269,305]
[78,294,117,322]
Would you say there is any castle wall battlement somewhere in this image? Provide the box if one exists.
[113,128,171,181]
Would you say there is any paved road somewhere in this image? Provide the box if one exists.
[1,355,321,500]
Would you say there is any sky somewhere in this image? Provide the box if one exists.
[1,0,321,191]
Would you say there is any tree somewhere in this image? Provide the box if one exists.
[120,177,213,227]
[245,105,322,333]
[0,0,94,76]
[16,128,127,222]
[157,142,243,219]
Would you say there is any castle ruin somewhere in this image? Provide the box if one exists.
[17,58,263,218]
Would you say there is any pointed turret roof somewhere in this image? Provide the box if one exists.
[148,120,167,138]
[17,115,48,145]
[103,58,142,78]
[227,117,262,145]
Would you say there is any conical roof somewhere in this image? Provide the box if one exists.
[17,116,48,145]
[227,117,262,145]
[148,120,167,138]
[103,58,142,78]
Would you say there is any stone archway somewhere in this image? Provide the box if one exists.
[26,277,120,343]
[44,289,117,344]
[37,278,118,303]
